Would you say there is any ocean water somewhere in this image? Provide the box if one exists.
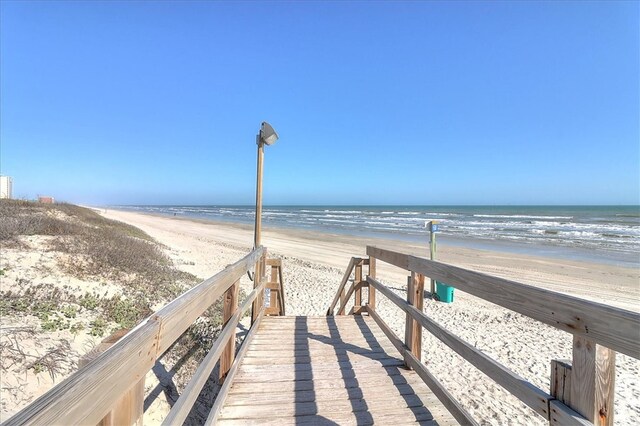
[115,205,640,267]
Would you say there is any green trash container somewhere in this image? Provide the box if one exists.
[435,281,454,303]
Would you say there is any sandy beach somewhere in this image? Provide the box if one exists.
[98,209,639,425]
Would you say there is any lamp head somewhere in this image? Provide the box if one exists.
[259,122,279,146]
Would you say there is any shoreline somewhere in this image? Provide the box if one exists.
[101,208,639,311]
[107,207,640,268]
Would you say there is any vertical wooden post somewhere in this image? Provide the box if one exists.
[79,329,144,426]
[368,256,376,310]
[404,273,424,367]
[569,336,616,426]
[550,359,572,407]
[251,251,266,324]
[354,261,363,315]
[270,263,278,311]
[219,279,240,384]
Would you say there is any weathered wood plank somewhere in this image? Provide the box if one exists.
[204,311,264,425]
[219,279,240,383]
[551,359,572,407]
[327,257,357,315]
[227,373,427,394]
[162,277,267,426]
[218,393,427,418]
[216,410,439,426]
[155,247,264,355]
[367,245,640,358]
[368,276,552,419]
[570,336,616,425]
[368,256,377,309]
[549,400,592,426]
[5,319,160,425]
[365,307,477,426]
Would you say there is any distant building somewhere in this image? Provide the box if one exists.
[38,196,54,204]
[0,176,12,199]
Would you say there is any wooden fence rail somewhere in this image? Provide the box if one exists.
[5,247,271,426]
[328,246,640,426]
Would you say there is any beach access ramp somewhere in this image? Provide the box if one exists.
[4,246,639,425]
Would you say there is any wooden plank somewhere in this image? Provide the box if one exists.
[228,373,427,394]
[266,258,281,267]
[232,365,412,383]
[367,245,640,358]
[238,358,405,374]
[550,359,572,407]
[365,307,476,426]
[569,336,616,425]
[78,329,144,426]
[216,410,439,426]
[368,256,377,309]
[204,311,264,425]
[5,319,160,425]
[327,257,356,315]
[368,276,552,419]
[162,278,267,426]
[354,261,363,314]
[549,400,593,426]
[278,262,286,315]
[223,383,433,405]
[241,351,397,365]
[218,393,427,419]
[219,279,240,383]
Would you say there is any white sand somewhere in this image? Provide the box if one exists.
[98,209,639,425]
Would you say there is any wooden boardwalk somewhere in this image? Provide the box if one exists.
[217,315,459,425]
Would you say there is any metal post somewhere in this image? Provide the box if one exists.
[427,220,438,296]
[254,138,264,249]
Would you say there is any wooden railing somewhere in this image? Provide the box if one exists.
[328,245,640,426]
[5,246,286,426]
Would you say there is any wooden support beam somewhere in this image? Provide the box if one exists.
[354,261,363,315]
[404,273,424,367]
[251,251,266,324]
[219,279,240,383]
[569,336,616,426]
[550,359,572,407]
[368,256,376,310]
[327,257,357,315]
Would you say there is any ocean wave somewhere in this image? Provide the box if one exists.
[474,214,573,220]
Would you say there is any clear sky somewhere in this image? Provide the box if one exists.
[1,1,638,206]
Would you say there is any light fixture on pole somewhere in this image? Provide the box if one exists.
[254,122,278,249]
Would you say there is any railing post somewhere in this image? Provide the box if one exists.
[79,329,144,426]
[368,256,376,310]
[404,272,424,368]
[354,260,363,315]
[252,249,266,325]
[219,279,240,384]
[565,336,616,426]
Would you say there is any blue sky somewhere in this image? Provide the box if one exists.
[1,1,638,205]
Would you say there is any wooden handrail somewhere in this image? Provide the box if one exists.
[326,257,359,315]
[204,308,266,425]
[366,307,478,426]
[162,273,269,425]
[5,247,266,426]
[367,246,640,358]
[363,245,640,426]
[368,275,552,419]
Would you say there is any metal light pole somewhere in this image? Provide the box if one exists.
[253,122,278,249]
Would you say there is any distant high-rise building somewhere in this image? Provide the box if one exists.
[0,176,12,199]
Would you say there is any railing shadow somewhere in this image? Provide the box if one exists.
[303,316,436,424]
